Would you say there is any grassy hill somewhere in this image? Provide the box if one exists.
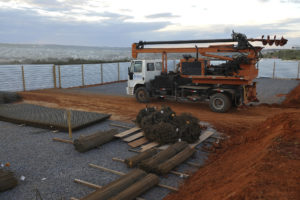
[263,49,300,60]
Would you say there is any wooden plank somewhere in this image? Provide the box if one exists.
[157,184,178,192]
[123,132,144,142]
[74,179,102,189]
[128,148,141,153]
[128,137,149,148]
[110,123,133,129]
[88,163,177,192]
[89,163,125,176]
[190,131,215,148]
[52,137,74,144]
[140,142,159,152]
[74,179,147,200]
[187,162,202,168]
[112,157,188,178]
[114,127,140,138]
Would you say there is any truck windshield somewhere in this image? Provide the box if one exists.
[131,61,142,73]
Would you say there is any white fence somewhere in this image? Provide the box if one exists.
[0,59,299,92]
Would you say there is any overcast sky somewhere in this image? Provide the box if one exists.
[0,0,299,47]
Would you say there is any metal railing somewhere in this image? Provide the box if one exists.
[0,62,130,92]
[0,59,299,92]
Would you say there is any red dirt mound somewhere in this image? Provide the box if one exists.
[282,83,300,107]
[164,112,300,200]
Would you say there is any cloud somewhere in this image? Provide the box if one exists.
[146,12,180,19]
[280,0,300,3]
[86,12,133,21]
[0,0,299,47]
[0,9,171,46]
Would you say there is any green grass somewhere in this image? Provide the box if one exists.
[263,50,300,60]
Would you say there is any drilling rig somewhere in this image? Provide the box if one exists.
[127,32,287,112]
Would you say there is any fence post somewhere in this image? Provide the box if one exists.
[52,65,57,88]
[117,62,120,81]
[173,60,176,69]
[58,65,62,88]
[101,63,103,84]
[297,61,300,80]
[67,110,72,139]
[272,61,276,79]
[81,64,85,86]
[21,65,26,91]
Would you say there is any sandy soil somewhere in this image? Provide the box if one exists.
[19,83,300,200]
[20,89,299,132]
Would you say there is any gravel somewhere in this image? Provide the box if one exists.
[0,118,216,200]
[254,78,300,104]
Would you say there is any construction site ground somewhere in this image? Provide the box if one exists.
[2,77,300,199]
[0,117,212,200]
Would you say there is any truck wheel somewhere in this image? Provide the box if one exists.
[135,87,150,103]
[209,93,231,113]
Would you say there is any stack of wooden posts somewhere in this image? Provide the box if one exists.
[0,169,18,192]
[74,129,118,153]
[125,141,195,175]
[80,169,159,200]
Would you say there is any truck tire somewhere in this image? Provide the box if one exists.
[209,93,231,113]
[135,87,150,103]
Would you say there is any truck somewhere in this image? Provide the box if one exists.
[126,32,287,112]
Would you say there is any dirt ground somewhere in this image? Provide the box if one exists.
[19,83,300,200]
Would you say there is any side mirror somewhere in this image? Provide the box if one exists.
[128,67,133,80]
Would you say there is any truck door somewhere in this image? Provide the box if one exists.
[144,62,155,82]
[128,60,144,88]
[144,61,162,82]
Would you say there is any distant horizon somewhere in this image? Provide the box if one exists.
[0,42,295,50]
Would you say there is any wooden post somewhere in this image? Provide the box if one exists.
[297,61,300,79]
[165,53,168,72]
[52,137,73,144]
[67,110,72,139]
[272,61,276,79]
[161,53,165,72]
[52,65,57,88]
[74,179,102,189]
[21,65,26,91]
[101,63,103,84]
[118,62,120,81]
[88,163,178,192]
[58,65,62,88]
[173,60,176,70]
[81,64,85,86]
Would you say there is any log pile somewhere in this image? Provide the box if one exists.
[156,146,195,175]
[139,141,188,172]
[80,169,159,200]
[124,148,158,168]
[74,129,118,153]
[125,141,195,175]
[0,169,18,192]
[110,174,159,200]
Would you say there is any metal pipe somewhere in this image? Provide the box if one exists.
[137,39,234,46]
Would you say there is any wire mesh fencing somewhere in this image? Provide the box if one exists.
[0,59,299,92]
[0,62,131,92]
